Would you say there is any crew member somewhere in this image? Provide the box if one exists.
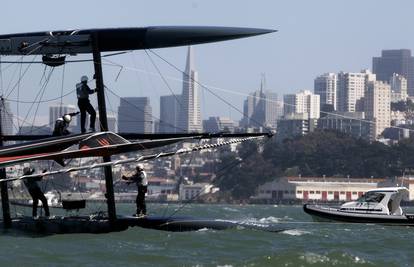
[52,112,79,136]
[76,75,97,133]
[22,166,50,218]
[122,164,148,217]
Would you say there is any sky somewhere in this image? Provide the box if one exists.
[0,0,413,128]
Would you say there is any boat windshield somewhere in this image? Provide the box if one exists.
[357,192,385,203]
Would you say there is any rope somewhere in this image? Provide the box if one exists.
[166,137,270,218]
[104,84,188,133]
[148,49,273,134]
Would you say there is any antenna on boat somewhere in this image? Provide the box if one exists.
[91,33,117,224]
[0,97,11,228]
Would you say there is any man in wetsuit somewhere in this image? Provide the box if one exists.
[22,167,50,218]
[76,75,97,133]
[52,112,79,136]
[122,165,148,217]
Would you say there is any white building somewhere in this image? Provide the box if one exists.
[177,46,202,132]
[283,90,320,119]
[337,70,376,112]
[179,183,219,201]
[314,73,337,110]
[254,177,383,202]
[365,80,391,140]
[390,73,408,103]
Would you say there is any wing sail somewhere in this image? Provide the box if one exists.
[0,132,197,168]
[1,136,264,183]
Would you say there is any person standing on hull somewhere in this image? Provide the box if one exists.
[122,164,148,217]
[76,75,97,133]
[22,166,50,218]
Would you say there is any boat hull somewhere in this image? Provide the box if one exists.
[0,215,286,235]
[303,204,414,226]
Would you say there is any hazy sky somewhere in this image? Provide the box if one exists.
[1,0,413,128]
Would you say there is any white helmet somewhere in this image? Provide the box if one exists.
[136,164,144,171]
[63,114,72,123]
[81,75,88,82]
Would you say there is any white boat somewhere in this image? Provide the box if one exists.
[304,187,414,225]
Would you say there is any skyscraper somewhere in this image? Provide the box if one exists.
[0,100,14,135]
[373,49,414,96]
[118,97,152,133]
[364,80,391,140]
[177,46,202,133]
[389,73,408,103]
[159,94,181,133]
[336,70,376,112]
[283,90,320,119]
[240,78,280,129]
[314,73,337,110]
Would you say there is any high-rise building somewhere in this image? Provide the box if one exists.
[364,81,391,140]
[118,97,152,133]
[283,90,320,119]
[0,100,14,135]
[159,94,181,133]
[389,73,408,103]
[373,49,414,96]
[336,70,376,112]
[241,78,281,129]
[49,103,77,128]
[314,73,337,110]
[177,46,202,132]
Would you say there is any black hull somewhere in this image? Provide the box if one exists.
[304,204,414,226]
[0,215,285,235]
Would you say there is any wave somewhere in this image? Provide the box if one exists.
[282,229,310,236]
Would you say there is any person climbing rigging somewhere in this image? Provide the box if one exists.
[52,112,79,136]
[22,166,50,218]
[76,75,97,133]
[122,164,148,217]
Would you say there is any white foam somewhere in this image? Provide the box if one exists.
[282,229,310,236]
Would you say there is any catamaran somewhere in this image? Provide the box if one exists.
[0,26,279,234]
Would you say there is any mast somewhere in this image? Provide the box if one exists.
[0,98,11,228]
[91,33,117,223]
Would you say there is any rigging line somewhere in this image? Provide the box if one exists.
[4,58,21,97]
[102,60,414,135]
[30,67,54,132]
[167,137,269,219]
[3,89,75,104]
[144,50,184,108]
[2,104,20,134]
[16,62,22,129]
[0,55,3,95]
[148,49,272,133]
[5,55,39,99]
[19,67,53,130]
[60,63,66,109]
[104,85,188,133]
[0,51,132,65]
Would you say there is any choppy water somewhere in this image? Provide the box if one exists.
[1,203,413,266]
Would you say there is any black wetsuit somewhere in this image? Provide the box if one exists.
[24,177,50,217]
[76,82,96,133]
